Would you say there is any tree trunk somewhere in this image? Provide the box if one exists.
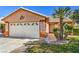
[59,17,64,40]
[54,33,60,40]
[64,32,68,40]
[72,19,75,35]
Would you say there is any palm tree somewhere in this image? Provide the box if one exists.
[70,9,79,35]
[52,7,71,40]
[70,9,79,26]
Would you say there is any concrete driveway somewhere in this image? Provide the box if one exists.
[0,37,38,53]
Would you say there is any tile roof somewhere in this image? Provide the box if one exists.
[49,16,73,22]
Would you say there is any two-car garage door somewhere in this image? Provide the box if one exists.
[9,22,39,38]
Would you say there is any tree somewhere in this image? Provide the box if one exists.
[52,7,71,40]
[69,9,79,34]
[63,23,73,39]
[70,9,79,27]
[70,9,79,23]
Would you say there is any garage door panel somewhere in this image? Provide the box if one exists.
[9,22,39,38]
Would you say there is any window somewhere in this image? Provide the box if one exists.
[32,23,34,25]
[76,21,79,24]
[28,23,30,25]
[36,23,38,25]
[20,23,22,25]
[14,24,15,26]
[10,24,12,25]
[17,24,19,26]
[24,23,26,25]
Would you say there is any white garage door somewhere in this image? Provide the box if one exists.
[9,22,39,38]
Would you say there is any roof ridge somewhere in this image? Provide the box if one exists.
[19,7,48,17]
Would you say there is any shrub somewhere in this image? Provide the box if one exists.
[52,27,60,40]
[73,28,79,35]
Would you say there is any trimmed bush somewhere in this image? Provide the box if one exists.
[73,28,79,35]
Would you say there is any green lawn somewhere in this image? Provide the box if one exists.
[68,36,79,40]
[24,36,79,53]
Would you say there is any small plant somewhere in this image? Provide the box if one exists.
[53,27,60,40]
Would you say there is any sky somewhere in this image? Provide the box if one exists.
[0,6,79,17]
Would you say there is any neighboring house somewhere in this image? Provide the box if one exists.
[1,7,73,39]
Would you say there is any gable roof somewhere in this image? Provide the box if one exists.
[2,7,48,21]
[20,7,48,18]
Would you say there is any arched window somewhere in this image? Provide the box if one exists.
[28,23,30,25]
[32,23,34,25]
[10,24,12,26]
[36,23,38,25]
[20,23,22,25]
[24,23,26,25]
[17,23,19,26]
[14,24,15,26]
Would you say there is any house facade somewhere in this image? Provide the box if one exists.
[1,7,73,39]
[49,17,73,33]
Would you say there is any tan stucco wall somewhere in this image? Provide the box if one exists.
[49,23,55,33]
[5,23,8,32]
[39,22,46,32]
